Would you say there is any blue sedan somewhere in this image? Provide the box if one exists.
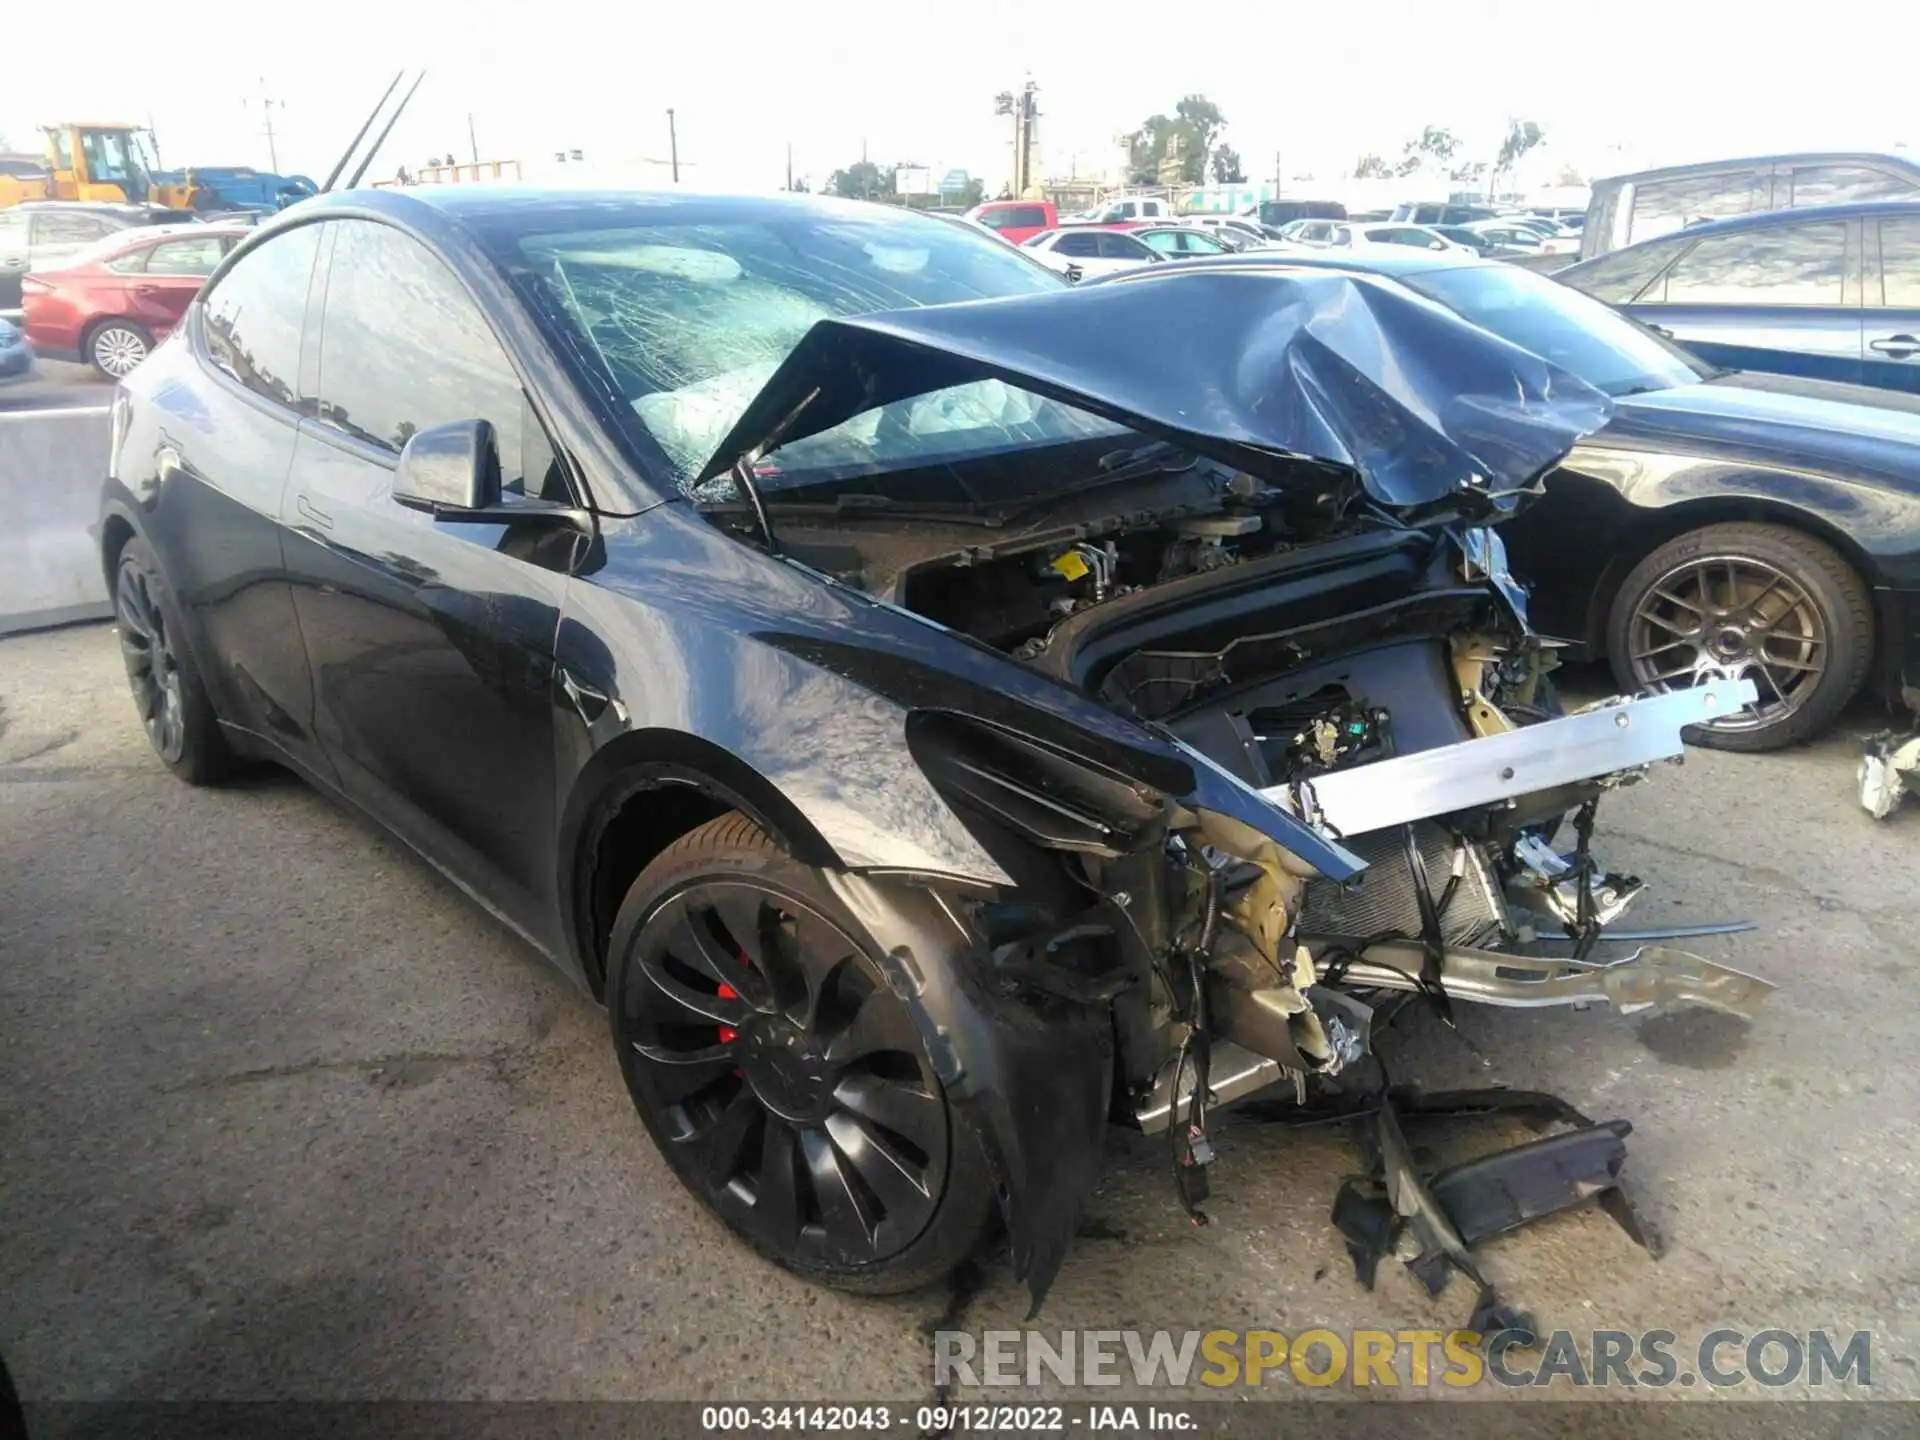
[1555,200,1920,392]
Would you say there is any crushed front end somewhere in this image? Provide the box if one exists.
[691,270,1776,1313]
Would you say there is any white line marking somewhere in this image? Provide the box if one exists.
[0,405,112,420]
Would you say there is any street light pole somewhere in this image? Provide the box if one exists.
[666,108,679,183]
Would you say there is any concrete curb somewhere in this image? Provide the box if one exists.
[1,408,113,636]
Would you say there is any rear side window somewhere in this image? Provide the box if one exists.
[202,224,322,408]
[1662,221,1848,306]
[1788,165,1919,206]
[1879,217,1920,307]
[1005,205,1047,228]
[144,236,226,277]
[0,212,25,251]
[1564,237,1689,303]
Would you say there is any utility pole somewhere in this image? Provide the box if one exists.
[252,79,285,173]
[786,141,793,191]
[1273,149,1282,201]
[666,108,679,182]
[468,113,479,165]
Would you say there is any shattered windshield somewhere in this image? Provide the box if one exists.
[507,210,1128,501]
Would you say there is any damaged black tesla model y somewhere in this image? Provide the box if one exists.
[100,190,1774,1309]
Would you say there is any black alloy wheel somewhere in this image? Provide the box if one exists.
[114,539,232,783]
[1608,522,1871,752]
[117,559,187,764]
[609,816,992,1291]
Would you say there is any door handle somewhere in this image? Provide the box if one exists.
[295,493,334,530]
[1646,323,1674,339]
[1868,334,1920,358]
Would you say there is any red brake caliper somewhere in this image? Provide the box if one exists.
[717,982,740,1045]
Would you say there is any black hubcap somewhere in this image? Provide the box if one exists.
[618,880,949,1266]
[1628,554,1826,732]
[117,563,186,762]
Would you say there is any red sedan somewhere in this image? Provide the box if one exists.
[22,223,248,379]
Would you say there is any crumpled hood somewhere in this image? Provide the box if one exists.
[696,268,1613,507]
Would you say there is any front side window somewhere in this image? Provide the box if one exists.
[0,212,26,252]
[1098,232,1151,260]
[1054,232,1102,257]
[313,220,531,486]
[1006,206,1047,229]
[1662,221,1848,306]
[202,224,322,407]
[975,208,1015,232]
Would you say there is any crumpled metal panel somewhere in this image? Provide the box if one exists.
[695,269,1613,505]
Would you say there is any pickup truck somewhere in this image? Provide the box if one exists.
[964,199,1058,245]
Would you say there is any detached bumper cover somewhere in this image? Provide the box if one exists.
[1266,680,1759,837]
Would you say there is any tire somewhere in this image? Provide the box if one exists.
[87,320,152,380]
[606,813,997,1294]
[114,538,234,784]
[1607,522,1871,752]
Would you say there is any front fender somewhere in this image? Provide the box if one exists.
[825,871,1112,1313]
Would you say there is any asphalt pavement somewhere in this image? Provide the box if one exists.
[1,620,1917,1412]
[0,359,110,414]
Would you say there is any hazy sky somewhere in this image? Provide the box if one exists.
[7,0,1916,193]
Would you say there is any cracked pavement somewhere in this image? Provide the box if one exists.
[2,620,1917,1405]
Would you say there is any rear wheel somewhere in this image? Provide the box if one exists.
[1607,522,1871,752]
[606,814,996,1293]
[88,321,151,379]
[114,538,233,784]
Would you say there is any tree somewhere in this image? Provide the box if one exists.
[1352,153,1392,179]
[1398,125,1460,178]
[1494,119,1546,187]
[1555,163,1585,188]
[1211,145,1246,184]
[1127,94,1227,186]
[826,160,889,200]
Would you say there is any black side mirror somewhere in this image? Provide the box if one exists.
[394,419,502,514]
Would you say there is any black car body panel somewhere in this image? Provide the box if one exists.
[100,189,1769,1307]
[699,270,1611,506]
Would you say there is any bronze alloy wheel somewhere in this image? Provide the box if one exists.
[1625,550,1827,734]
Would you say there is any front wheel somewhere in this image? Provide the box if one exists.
[1607,522,1872,752]
[606,814,997,1294]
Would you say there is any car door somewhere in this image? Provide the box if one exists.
[29,209,116,273]
[1865,213,1920,393]
[282,217,579,947]
[1628,217,1862,383]
[119,234,229,340]
[154,222,332,774]
[0,210,27,308]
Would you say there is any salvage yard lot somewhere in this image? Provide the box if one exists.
[2,619,1918,1404]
